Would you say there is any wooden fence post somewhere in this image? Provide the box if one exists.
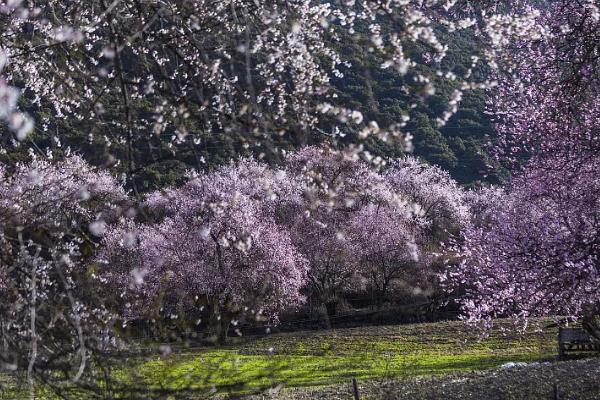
[352,377,360,400]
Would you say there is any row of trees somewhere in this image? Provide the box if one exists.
[0,145,471,379]
[96,146,469,342]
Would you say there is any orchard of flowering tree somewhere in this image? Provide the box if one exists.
[0,0,599,398]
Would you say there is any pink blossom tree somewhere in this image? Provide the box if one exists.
[347,203,421,309]
[284,147,468,314]
[98,159,307,343]
[283,146,389,315]
[445,156,600,335]
[384,156,470,240]
[0,154,125,391]
[489,1,600,164]
[446,1,600,335]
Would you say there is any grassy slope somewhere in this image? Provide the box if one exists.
[132,319,558,395]
[0,319,560,398]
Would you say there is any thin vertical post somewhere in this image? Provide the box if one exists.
[352,377,360,400]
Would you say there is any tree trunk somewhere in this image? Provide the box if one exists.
[207,300,230,345]
[325,301,337,317]
[374,290,384,310]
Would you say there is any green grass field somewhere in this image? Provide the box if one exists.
[129,319,558,396]
[0,319,560,399]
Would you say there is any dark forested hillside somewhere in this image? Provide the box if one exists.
[332,26,506,186]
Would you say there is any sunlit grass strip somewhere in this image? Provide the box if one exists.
[0,319,558,398]
[133,319,557,394]
[138,351,554,392]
